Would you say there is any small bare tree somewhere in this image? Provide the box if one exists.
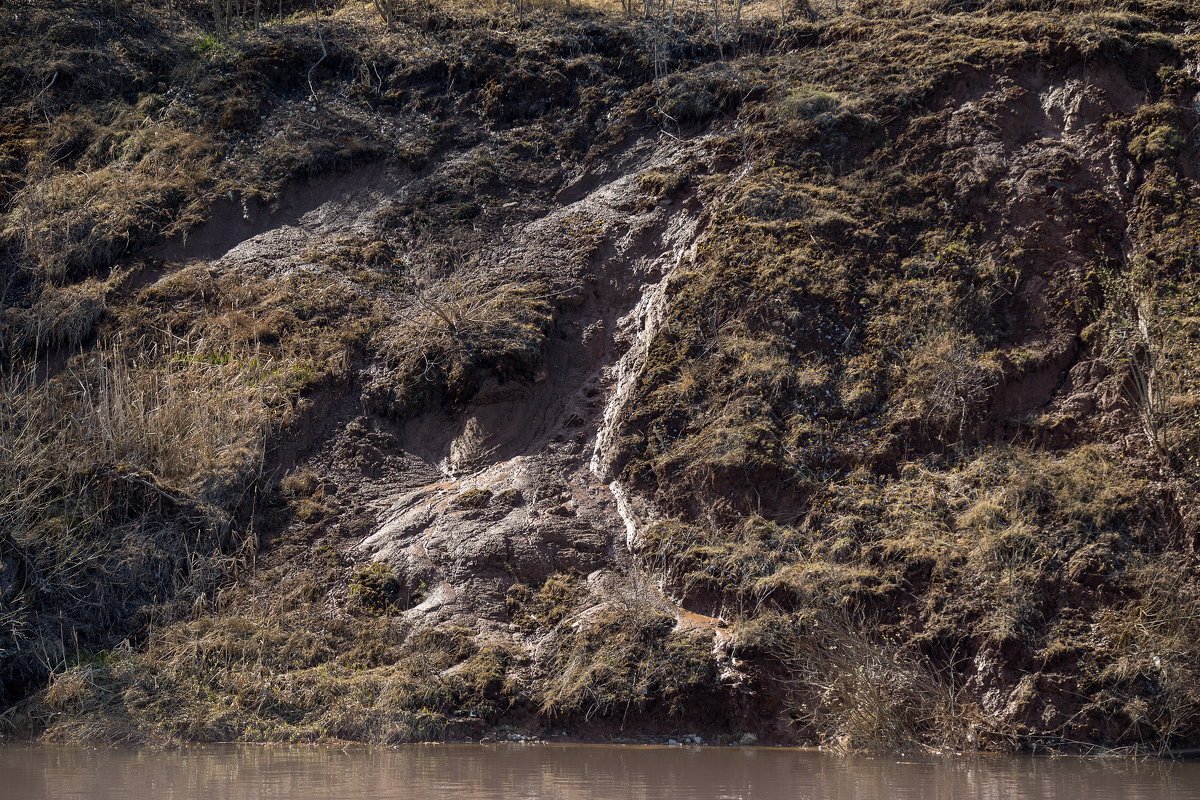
[371,0,402,27]
[212,0,235,36]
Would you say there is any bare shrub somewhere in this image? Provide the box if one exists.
[1097,558,1200,753]
[895,331,1002,443]
[764,608,992,751]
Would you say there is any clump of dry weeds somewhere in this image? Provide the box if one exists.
[0,340,291,703]
[370,278,554,414]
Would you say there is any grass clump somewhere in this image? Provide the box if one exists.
[1130,123,1184,163]
[280,469,335,522]
[775,87,843,120]
[506,573,588,633]
[370,279,554,415]
[3,122,218,284]
[16,615,521,745]
[1127,99,1187,164]
[1094,560,1200,751]
[540,606,719,721]
[637,168,687,210]
[739,608,1000,752]
[349,562,404,614]
[452,488,493,509]
[2,277,110,352]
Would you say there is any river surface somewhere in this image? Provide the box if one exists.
[2,742,1200,800]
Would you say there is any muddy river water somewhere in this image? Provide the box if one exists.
[2,742,1200,799]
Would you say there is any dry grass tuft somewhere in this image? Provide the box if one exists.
[371,279,554,414]
[0,339,289,701]
[2,278,110,353]
[1096,559,1200,752]
[3,124,217,284]
[15,612,521,745]
[740,607,1005,752]
[540,605,719,720]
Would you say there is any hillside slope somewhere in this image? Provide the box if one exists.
[2,0,1200,754]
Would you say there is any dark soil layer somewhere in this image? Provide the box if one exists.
[2,0,1200,755]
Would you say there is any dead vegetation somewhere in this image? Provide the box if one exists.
[370,278,555,415]
[0,340,291,704]
[13,609,521,745]
[539,606,720,720]
[732,607,1001,751]
[3,122,217,285]
[1,0,1199,755]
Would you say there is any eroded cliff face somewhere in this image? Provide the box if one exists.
[3,0,1200,753]
[351,133,713,630]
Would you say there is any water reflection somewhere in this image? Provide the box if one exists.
[1,743,1198,800]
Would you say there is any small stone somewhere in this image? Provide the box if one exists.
[668,739,679,746]
[738,732,758,745]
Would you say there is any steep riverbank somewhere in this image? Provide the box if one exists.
[2,0,1200,754]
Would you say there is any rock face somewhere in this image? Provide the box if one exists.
[4,0,1200,753]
